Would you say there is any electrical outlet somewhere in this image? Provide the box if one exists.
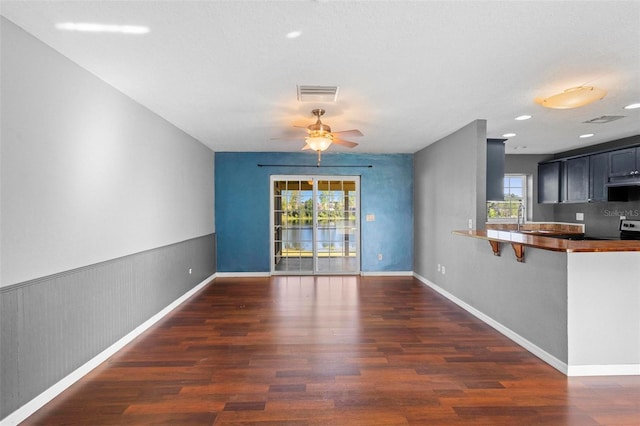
[188,268,192,274]
[576,213,584,221]
[378,253,383,261]
[468,219,473,229]
[437,263,441,272]
[442,266,446,275]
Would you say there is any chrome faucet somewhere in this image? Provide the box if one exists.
[517,204,525,231]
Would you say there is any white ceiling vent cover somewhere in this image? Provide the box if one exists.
[297,85,339,102]
[583,115,625,124]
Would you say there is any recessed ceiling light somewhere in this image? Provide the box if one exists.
[515,115,532,121]
[624,102,640,110]
[502,133,517,138]
[286,30,302,39]
[579,133,594,138]
[55,22,149,34]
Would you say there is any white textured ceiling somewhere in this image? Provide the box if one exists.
[1,0,639,154]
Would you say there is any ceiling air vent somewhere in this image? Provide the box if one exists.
[583,115,625,124]
[297,85,339,102]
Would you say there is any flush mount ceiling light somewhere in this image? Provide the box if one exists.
[502,133,517,138]
[580,133,595,138]
[515,115,532,121]
[537,86,607,109]
[624,102,640,110]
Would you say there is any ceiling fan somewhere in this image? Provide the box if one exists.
[274,108,363,165]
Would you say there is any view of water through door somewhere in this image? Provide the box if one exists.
[271,176,360,274]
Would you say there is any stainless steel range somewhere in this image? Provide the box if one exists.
[548,219,640,241]
[619,219,640,240]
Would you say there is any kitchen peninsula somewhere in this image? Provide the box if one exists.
[455,228,640,262]
[454,227,640,376]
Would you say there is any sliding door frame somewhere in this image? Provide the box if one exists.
[270,175,360,275]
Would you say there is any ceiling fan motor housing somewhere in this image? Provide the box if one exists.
[309,108,332,135]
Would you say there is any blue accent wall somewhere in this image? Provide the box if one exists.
[215,152,413,273]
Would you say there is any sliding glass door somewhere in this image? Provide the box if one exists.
[271,176,360,275]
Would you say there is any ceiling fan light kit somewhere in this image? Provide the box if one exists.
[305,135,332,152]
[538,86,607,109]
[275,108,363,166]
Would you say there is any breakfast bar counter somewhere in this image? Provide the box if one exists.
[454,229,640,262]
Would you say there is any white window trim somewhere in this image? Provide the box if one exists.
[487,174,531,223]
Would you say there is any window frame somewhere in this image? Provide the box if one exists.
[487,174,530,223]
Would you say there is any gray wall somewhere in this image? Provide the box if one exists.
[414,120,487,281]
[0,235,216,419]
[414,122,568,363]
[1,17,215,287]
[553,199,640,235]
[1,18,216,420]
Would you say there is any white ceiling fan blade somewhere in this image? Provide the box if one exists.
[331,129,363,137]
[332,139,358,148]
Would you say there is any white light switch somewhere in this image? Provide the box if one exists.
[576,213,584,221]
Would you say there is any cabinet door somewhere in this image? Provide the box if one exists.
[564,157,590,202]
[538,161,561,204]
[486,139,505,201]
[589,152,608,202]
[609,148,637,177]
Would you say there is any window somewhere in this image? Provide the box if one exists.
[487,174,528,221]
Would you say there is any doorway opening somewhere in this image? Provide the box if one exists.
[271,176,360,275]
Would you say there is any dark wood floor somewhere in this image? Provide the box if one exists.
[23,276,640,425]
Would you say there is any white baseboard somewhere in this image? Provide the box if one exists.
[0,273,217,426]
[413,272,569,376]
[215,272,271,278]
[216,271,414,278]
[567,364,640,376]
[360,271,413,277]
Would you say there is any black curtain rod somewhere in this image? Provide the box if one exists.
[257,164,372,168]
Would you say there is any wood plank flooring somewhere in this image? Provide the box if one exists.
[23,276,640,425]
